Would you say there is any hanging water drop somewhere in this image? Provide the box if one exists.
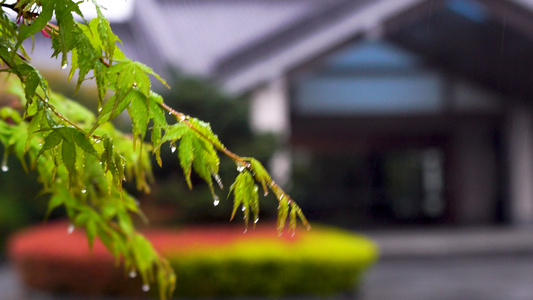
[7,47,11,52]
[81,189,87,194]
[243,229,248,234]
[142,284,150,292]
[129,269,137,278]
[98,107,102,112]
[242,206,246,212]
[170,145,177,153]
[214,174,223,189]
[61,63,68,69]
[67,223,75,234]
[254,217,259,224]
[213,195,220,206]
[237,164,245,172]
[291,231,296,238]
[1,153,8,172]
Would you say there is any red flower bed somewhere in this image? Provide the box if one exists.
[7,221,300,296]
[8,221,377,298]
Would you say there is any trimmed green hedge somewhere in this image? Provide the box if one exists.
[166,227,378,298]
[9,222,377,298]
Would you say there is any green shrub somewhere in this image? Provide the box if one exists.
[9,222,377,298]
[165,226,378,298]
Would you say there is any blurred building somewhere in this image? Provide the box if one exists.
[34,0,533,227]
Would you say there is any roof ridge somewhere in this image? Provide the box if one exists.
[213,0,372,78]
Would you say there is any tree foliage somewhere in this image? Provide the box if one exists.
[0,1,309,298]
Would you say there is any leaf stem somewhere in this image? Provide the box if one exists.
[158,101,307,220]
[38,94,100,140]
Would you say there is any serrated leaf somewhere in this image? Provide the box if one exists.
[36,128,64,160]
[132,60,169,89]
[162,123,188,144]
[249,158,271,196]
[277,195,289,232]
[127,91,149,143]
[151,127,163,167]
[148,92,166,127]
[289,202,297,233]
[190,118,224,149]
[178,131,194,189]
[24,71,40,103]
[61,140,76,185]
[191,138,214,193]
[72,130,97,157]
[86,218,98,249]
[229,171,257,227]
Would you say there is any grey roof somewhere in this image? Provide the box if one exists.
[114,0,333,81]
[28,0,533,95]
[116,0,421,92]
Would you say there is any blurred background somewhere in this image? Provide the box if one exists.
[5,0,533,299]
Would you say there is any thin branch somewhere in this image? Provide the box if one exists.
[38,94,100,140]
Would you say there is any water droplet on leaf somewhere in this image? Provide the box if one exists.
[242,206,246,212]
[68,223,75,234]
[237,165,245,172]
[129,270,137,278]
[170,145,176,153]
[142,284,150,292]
[61,63,68,69]
[213,195,220,206]
[254,218,259,224]
[214,174,223,189]
[1,154,8,172]
[81,189,87,194]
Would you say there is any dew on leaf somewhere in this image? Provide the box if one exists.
[214,174,223,189]
[61,63,68,69]
[170,145,176,153]
[129,269,137,278]
[67,223,75,234]
[237,165,245,172]
[142,284,150,292]
[213,195,220,206]
[254,217,259,224]
[242,206,246,212]
[81,189,87,194]
[1,164,8,172]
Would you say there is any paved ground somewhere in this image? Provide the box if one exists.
[4,226,533,299]
[361,255,533,300]
[5,255,533,300]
